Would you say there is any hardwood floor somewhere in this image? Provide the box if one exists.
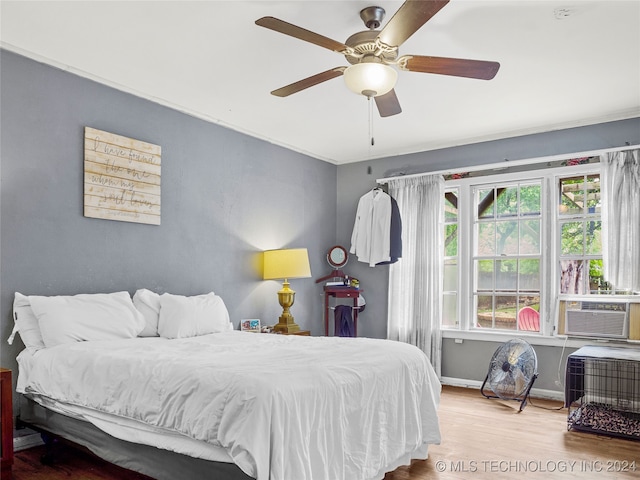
[11,386,639,480]
[384,386,639,480]
[12,440,152,480]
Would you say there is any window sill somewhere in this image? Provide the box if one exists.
[441,328,640,348]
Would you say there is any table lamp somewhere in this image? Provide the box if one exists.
[263,248,311,333]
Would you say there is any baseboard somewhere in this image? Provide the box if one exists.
[441,376,565,402]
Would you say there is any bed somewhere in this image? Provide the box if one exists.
[10,290,442,480]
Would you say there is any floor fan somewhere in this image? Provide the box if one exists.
[481,338,538,412]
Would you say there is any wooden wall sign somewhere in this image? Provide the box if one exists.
[84,127,161,225]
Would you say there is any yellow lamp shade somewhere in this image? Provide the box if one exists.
[263,248,311,280]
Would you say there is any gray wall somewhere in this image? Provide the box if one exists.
[2,48,639,404]
[336,117,640,393]
[0,50,337,404]
[441,339,579,393]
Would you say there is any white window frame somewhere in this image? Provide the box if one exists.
[471,178,544,333]
[443,163,609,340]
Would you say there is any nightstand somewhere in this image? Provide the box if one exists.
[282,330,310,336]
[1,368,13,479]
[265,329,310,336]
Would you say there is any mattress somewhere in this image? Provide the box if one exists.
[17,331,441,480]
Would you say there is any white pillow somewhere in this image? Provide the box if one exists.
[7,292,47,354]
[29,292,145,348]
[158,292,231,339]
[132,289,161,337]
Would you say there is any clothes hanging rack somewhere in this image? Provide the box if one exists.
[376,143,640,185]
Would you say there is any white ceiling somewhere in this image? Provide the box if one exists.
[1,0,639,165]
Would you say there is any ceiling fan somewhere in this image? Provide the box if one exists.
[255,0,500,117]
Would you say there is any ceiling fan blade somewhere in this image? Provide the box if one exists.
[271,67,347,97]
[398,55,500,80]
[256,17,351,54]
[377,0,449,48]
[374,90,402,117]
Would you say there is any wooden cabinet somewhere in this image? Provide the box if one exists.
[0,368,13,479]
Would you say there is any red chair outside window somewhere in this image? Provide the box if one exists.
[518,306,540,332]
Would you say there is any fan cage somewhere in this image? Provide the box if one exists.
[481,338,538,411]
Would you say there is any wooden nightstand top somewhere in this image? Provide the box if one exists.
[267,330,310,336]
[282,330,310,336]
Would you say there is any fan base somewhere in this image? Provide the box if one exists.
[359,6,385,30]
[344,31,398,65]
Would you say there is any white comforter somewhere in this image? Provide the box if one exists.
[17,331,441,480]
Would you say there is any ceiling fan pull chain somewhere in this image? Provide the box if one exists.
[368,96,375,147]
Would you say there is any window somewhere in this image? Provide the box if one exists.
[442,160,617,337]
[443,189,459,327]
[558,174,604,294]
[473,182,542,332]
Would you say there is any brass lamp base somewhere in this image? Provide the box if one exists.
[273,280,301,334]
[273,315,301,334]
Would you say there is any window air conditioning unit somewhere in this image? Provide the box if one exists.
[565,301,629,338]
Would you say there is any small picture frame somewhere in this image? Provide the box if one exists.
[241,319,261,332]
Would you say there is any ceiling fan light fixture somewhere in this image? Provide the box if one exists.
[343,62,397,98]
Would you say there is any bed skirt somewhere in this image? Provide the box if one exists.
[18,396,253,480]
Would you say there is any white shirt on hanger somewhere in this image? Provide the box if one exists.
[350,188,392,267]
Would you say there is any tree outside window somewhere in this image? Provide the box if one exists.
[558,174,604,294]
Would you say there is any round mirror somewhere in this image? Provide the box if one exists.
[327,245,348,268]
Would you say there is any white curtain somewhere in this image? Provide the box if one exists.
[600,149,640,292]
[386,175,444,377]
